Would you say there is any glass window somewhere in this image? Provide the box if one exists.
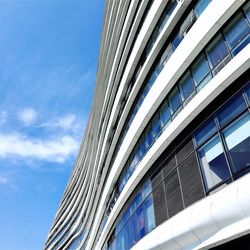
[179,71,195,102]
[223,113,250,174]
[139,136,147,157]
[160,100,171,128]
[127,154,135,178]
[122,208,130,226]
[191,53,212,91]
[130,192,142,215]
[243,1,250,22]
[194,118,217,146]
[128,208,140,247]
[144,195,155,233]
[166,0,177,18]
[244,82,250,103]
[172,33,183,49]
[223,12,250,52]
[148,70,157,89]
[198,135,231,190]
[194,0,211,17]
[159,43,174,67]
[137,96,144,110]
[169,87,181,115]
[217,94,246,127]
[118,174,127,193]
[137,205,146,239]
[206,34,229,69]
[116,226,128,250]
[145,124,153,148]
[151,113,161,138]
[142,181,152,199]
[133,149,141,167]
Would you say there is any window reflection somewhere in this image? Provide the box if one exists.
[223,12,250,55]
[223,113,250,174]
[194,0,211,17]
[198,135,230,190]
[191,53,211,91]
[179,71,195,103]
[217,94,246,127]
[206,34,230,74]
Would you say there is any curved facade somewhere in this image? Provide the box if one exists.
[44,0,250,249]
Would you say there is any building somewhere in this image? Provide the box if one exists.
[44,0,250,249]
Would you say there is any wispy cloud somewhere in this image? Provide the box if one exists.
[40,114,78,131]
[18,108,37,126]
[0,132,79,163]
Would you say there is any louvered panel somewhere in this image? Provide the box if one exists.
[151,170,163,190]
[162,155,176,178]
[178,152,205,207]
[164,169,183,218]
[176,138,194,164]
[152,183,168,226]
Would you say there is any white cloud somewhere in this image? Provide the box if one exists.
[0,132,79,163]
[41,114,79,131]
[18,108,37,126]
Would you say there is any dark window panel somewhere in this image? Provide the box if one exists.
[176,138,194,164]
[152,182,168,225]
[179,152,205,207]
[162,155,177,177]
[164,169,184,218]
[151,169,163,190]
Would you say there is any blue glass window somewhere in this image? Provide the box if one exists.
[205,34,230,70]
[217,94,246,127]
[144,195,155,233]
[172,33,182,49]
[145,124,153,148]
[198,135,230,190]
[223,12,250,55]
[137,205,146,239]
[160,100,171,128]
[194,0,211,17]
[194,118,217,146]
[139,136,147,158]
[159,0,177,31]
[130,192,142,214]
[151,113,161,138]
[148,71,157,89]
[142,181,152,199]
[116,227,128,250]
[243,1,250,23]
[191,53,212,91]
[137,96,144,110]
[133,147,141,167]
[244,83,250,104]
[169,87,181,115]
[223,113,250,174]
[179,71,195,102]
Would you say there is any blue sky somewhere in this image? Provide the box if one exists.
[0,1,104,250]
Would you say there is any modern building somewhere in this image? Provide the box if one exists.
[44,0,250,249]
